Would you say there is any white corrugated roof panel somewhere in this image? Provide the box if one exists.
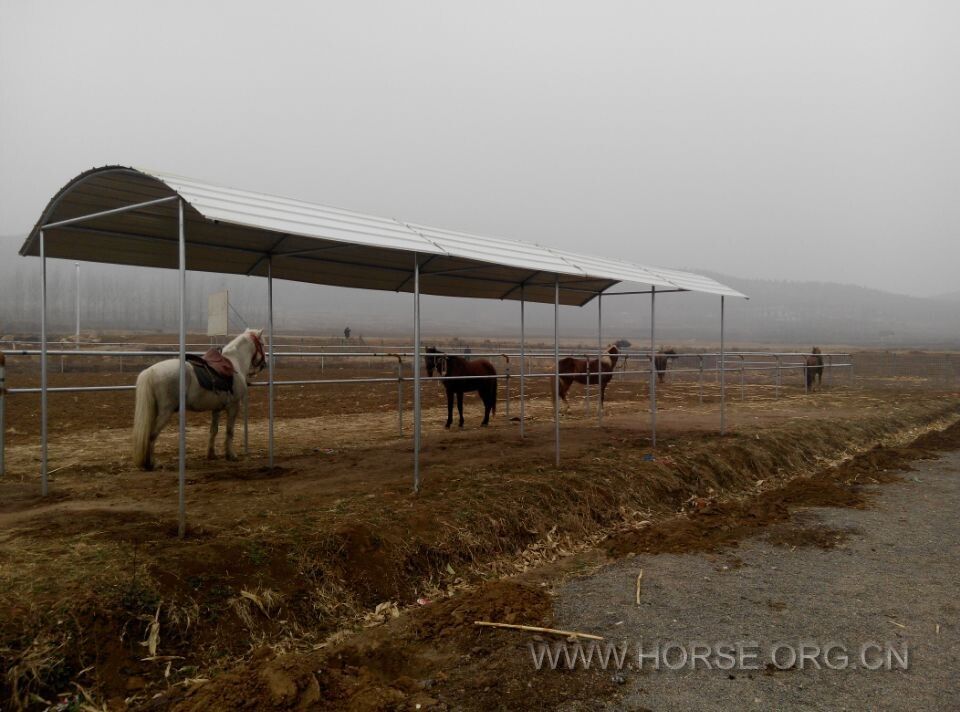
[20,166,746,306]
[406,222,585,278]
[643,265,748,299]
[153,171,445,257]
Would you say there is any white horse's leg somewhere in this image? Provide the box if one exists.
[148,404,176,469]
[224,403,240,461]
[207,410,221,460]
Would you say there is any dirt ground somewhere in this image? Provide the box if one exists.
[1,344,959,709]
[147,415,960,711]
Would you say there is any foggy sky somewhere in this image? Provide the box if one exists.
[2,1,958,297]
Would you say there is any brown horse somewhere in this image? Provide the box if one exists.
[805,346,824,391]
[553,344,619,411]
[654,348,679,384]
[424,347,497,428]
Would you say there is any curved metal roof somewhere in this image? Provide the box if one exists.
[19,166,747,306]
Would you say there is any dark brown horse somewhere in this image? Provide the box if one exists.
[653,348,679,384]
[805,347,824,391]
[553,344,619,411]
[424,347,497,428]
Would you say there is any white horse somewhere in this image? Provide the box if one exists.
[132,328,266,470]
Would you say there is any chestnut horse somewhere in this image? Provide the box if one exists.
[805,347,824,391]
[654,348,679,384]
[553,344,619,411]
[424,347,497,428]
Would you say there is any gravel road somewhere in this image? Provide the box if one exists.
[553,451,960,711]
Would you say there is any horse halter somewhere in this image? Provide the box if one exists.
[248,331,267,374]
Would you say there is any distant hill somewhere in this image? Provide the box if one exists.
[676,271,960,347]
[932,290,960,302]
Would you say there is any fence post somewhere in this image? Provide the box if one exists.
[697,355,703,404]
[739,355,745,401]
[828,355,833,386]
[243,393,249,456]
[503,354,511,419]
[776,355,781,399]
[584,352,590,415]
[396,356,403,436]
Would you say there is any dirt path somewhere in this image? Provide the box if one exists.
[553,451,960,710]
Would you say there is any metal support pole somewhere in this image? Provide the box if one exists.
[553,275,560,467]
[650,285,657,448]
[0,353,5,476]
[267,257,275,469]
[720,296,726,435]
[413,255,422,491]
[40,230,49,496]
[597,292,603,426]
[177,201,186,538]
[75,262,80,349]
[519,286,525,439]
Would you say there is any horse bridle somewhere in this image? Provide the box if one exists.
[248,332,267,374]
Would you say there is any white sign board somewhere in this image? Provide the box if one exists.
[207,290,229,336]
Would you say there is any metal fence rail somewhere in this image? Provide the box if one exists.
[0,346,853,478]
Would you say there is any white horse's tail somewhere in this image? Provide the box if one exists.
[132,368,157,469]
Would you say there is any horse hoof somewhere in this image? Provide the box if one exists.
[207,453,217,461]
[445,423,451,429]
[226,453,240,462]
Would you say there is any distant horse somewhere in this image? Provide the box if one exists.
[805,347,824,391]
[132,329,266,470]
[654,348,679,384]
[553,344,620,411]
[424,347,497,428]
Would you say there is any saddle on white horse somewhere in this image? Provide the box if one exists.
[186,348,237,393]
